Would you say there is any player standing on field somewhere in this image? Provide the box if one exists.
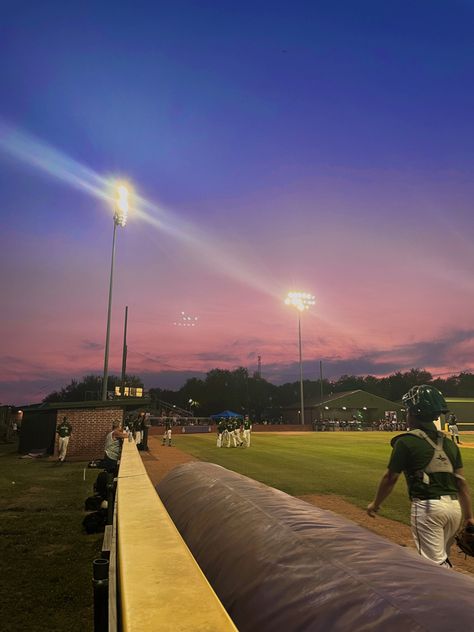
[228,419,238,447]
[242,415,252,447]
[216,418,226,447]
[56,416,73,462]
[234,419,243,446]
[448,413,461,444]
[162,418,172,447]
[367,385,474,567]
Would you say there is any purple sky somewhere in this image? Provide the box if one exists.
[2,1,474,405]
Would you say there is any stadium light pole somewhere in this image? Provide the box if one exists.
[102,184,130,401]
[285,292,315,425]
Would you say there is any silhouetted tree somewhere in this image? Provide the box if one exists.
[43,374,143,403]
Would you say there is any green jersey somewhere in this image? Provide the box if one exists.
[57,422,72,438]
[243,419,252,430]
[388,426,462,500]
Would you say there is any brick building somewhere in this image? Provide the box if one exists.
[19,399,146,460]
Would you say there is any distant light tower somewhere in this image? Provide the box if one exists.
[102,184,130,401]
[285,291,315,425]
[188,398,199,415]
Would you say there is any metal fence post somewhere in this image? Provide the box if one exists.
[93,558,109,632]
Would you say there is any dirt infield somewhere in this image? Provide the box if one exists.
[141,435,197,487]
[142,436,474,576]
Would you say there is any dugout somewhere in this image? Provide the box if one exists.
[18,408,57,454]
[19,399,145,458]
[283,390,404,425]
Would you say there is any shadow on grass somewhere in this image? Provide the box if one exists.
[0,444,103,632]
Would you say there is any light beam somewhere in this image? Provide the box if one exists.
[0,118,280,299]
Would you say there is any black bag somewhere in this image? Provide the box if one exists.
[82,510,107,534]
[84,495,102,511]
[94,472,109,499]
[88,459,105,468]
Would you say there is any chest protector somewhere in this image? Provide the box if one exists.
[406,430,454,474]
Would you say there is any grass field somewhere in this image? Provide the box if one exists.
[176,432,474,524]
[0,443,102,632]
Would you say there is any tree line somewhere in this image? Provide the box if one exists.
[42,367,474,420]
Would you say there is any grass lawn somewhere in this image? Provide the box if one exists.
[176,432,474,524]
[0,443,103,632]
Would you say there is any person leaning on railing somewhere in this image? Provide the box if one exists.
[103,420,129,474]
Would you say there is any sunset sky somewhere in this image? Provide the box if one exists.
[2,1,474,405]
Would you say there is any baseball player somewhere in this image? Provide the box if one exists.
[216,418,226,448]
[448,414,461,444]
[234,419,243,446]
[56,416,73,462]
[367,385,474,567]
[242,415,252,447]
[225,419,237,448]
[162,418,172,447]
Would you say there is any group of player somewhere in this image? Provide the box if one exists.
[216,415,252,448]
[124,414,147,446]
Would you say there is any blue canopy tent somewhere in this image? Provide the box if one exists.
[210,410,243,420]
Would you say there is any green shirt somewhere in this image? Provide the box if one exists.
[388,426,462,500]
[57,422,72,438]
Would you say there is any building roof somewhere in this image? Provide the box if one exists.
[22,398,149,411]
[286,390,403,410]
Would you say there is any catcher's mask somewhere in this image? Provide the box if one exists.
[402,385,448,422]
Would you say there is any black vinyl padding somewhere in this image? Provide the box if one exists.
[157,462,474,632]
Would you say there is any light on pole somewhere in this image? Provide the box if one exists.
[102,183,130,401]
[285,291,315,425]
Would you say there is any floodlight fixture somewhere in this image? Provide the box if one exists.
[284,291,316,312]
[114,182,130,226]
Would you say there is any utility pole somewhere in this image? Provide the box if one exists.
[298,314,304,425]
[320,360,324,421]
[120,306,128,397]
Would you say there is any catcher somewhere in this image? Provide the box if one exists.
[367,385,474,566]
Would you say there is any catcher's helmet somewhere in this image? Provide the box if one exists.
[402,385,448,421]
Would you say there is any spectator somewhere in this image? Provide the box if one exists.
[103,421,128,473]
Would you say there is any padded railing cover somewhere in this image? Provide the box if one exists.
[157,462,474,632]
